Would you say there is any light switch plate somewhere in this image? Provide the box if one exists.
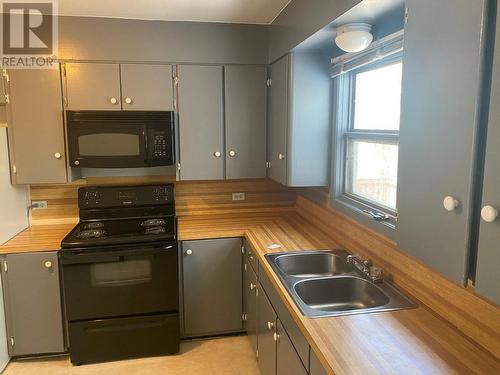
[232,192,246,201]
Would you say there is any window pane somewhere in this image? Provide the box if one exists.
[353,62,402,131]
[345,140,398,210]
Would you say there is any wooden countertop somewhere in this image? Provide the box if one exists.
[1,213,499,374]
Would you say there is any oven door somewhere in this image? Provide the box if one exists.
[60,242,178,321]
[67,120,148,168]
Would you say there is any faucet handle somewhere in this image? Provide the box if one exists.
[369,266,383,283]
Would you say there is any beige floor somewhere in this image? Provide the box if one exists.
[3,336,260,375]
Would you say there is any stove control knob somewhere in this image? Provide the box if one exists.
[44,261,52,269]
[185,249,193,256]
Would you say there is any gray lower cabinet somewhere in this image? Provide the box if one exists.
[181,238,243,337]
[224,65,267,179]
[243,255,258,354]
[276,320,307,375]
[309,349,328,375]
[5,67,67,184]
[0,252,65,356]
[475,4,500,305]
[64,62,122,110]
[256,285,277,375]
[396,0,487,284]
[268,53,331,187]
[177,65,224,180]
[120,64,174,111]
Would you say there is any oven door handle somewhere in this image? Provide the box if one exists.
[60,245,175,265]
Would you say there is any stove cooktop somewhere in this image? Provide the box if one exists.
[61,216,176,249]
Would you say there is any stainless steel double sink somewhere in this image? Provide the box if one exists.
[265,250,416,318]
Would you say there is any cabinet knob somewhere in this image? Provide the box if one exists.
[273,332,280,342]
[44,261,52,269]
[278,153,286,160]
[228,150,237,157]
[214,151,221,158]
[124,97,133,104]
[481,205,498,223]
[250,283,256,290]
[74,160,80,166]
[54,152,62,159]
[267,321,274,330]
[443,196,459,211]
[109,97,118,105]
[185,249,193,256]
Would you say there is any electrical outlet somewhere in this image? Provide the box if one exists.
[232,192,246,201]
[31,201,48,209]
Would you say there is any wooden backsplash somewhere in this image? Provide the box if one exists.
[29,177,296,225]
[296,187,500,361]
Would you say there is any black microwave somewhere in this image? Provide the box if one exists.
[66,111,174,168]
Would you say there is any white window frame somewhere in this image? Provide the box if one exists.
[331,53,402,232]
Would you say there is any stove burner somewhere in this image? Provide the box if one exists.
[78,229,106,239]
[83,222,104,230]
[144,226,166,235]
[141,219,166,227]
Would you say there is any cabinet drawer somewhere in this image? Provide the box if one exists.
[259,263,310,370]
[68,313,179,364]
[245,241,258,275]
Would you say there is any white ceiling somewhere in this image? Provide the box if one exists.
[55,0,293,24]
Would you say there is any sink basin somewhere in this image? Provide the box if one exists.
[265,250,416,318]
[294,277,390,312]
[275,252,353,277]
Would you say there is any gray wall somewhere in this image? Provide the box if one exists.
[58,16,269,64]
[269,0,361,62]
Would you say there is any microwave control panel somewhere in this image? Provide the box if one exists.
[153,134,168,158]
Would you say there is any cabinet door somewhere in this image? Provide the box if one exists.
[243,256,258,354]
[276,320,307,375]
[1,252,64,356]
[65,63,121,110]
[310,349,328,375]
[257,285,277,375]
[6,68,67,184]
[225,65,267,179]
[396,0,487,284]
[182,238,243,336]
[178,65,224,180]
[121,64,174,111]
[268,55,290,185]
[475,4,500,305]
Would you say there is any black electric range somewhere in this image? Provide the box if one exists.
[60,184,180,365]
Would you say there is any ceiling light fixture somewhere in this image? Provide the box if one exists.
[335,23,373,53]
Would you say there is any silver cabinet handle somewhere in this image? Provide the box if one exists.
[44,261,52,269]
[273,332,280,342]
[214,151,221,158]
[228,150,237,157]
[54,152,62,159]
[250,283,256,290]
[185,249,193,256]
[109,97,118,105]
[267,321,274,330]
[278,153,285,160]
[124,97,133,104]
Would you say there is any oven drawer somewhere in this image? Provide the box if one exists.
[60,243,178,320]
[68,313,180,364]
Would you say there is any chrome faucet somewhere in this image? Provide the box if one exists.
[346,254,383,283]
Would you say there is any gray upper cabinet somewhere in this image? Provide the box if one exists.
[268,53,331,187]
[177,65,224,180]
[1,252,65,356]
[181,238,243,337]
[396,0,487,284]
[225,65,267,179]
[120,64,174,111]
[257,285,277,375]
[475,5,500,305]
[65,63,121,110]
[268,56,289,186]
[6,68,67,184]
